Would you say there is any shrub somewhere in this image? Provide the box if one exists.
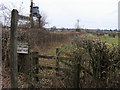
[70,37,119,88]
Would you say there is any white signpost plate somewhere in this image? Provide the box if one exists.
[17,43,28,54]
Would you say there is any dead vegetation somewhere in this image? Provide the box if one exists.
[28,29,82,53]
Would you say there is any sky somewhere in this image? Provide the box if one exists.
[0,0,119,29]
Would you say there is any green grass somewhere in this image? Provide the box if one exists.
[82,34,118,44]
[42,33,118,56]
[100,34,118,44]
[42,42,75,56]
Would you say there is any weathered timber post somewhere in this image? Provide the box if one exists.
[24,53,31,87]
[38,16,42,28]
[73,58,80,88]
[0,24,2,90]
[32,52,39,87]
[10,9,18,88]
[30,0,34,28]
[56,48,60,76]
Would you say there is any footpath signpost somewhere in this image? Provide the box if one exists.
[9,0,41,88]
[10,9,30,88]
[10,9,18,88]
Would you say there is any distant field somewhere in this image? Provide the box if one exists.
[42,32,119,55]
[81,33,118,44]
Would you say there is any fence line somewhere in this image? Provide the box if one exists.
[29,47,93,88]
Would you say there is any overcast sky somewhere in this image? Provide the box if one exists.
[0,0,119,29]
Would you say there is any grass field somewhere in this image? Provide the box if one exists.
[43,33,118,56]
[81,33,118,44]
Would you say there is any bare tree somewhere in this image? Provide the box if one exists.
[0,2,48,28]
[0,3,11,26]
[40,11,48,28]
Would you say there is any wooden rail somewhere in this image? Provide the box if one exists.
[33,65,72,72]
[38,55,55,59]
[30,47,94,88]
[38,54,74,61]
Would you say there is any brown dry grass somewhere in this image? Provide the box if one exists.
[28,29,83,54]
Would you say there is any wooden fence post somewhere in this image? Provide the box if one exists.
[10,9,18,88]
[56,48,60,76]
[30,0,34,28]
[32,52,39,87]
[0,24,2,90]
[24,53,31,87]
[73,58,80,88]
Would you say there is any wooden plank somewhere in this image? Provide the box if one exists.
[58,57,74,61]
[10,9,18,88]
[39,65,56,70]
[38,55,55,59]
[56,48,60,76]
[38,65,71,72]
[38,54,73,61]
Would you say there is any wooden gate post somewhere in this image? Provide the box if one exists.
[30,0,34,28]
[24,54,31,87]
[10,9,18,88]
[73,58,80,88]
[56,48,60,76]
[32,52,39,87]
[0,24,2,90]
